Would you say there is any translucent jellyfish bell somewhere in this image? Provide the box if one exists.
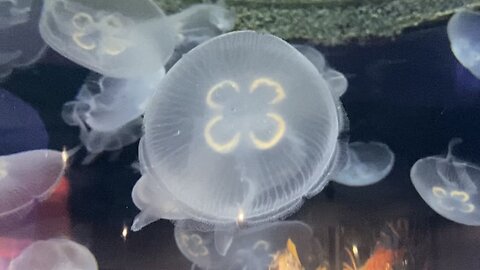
[133,31,346,229]
[174,220,320,270]
[333,141,395,186]
[39,0,176,78]
[8,238,98,270]
[447,10,480,79]
[0,149,67,224]
[411,138,480,225]
[0,0,46,78]
[0,87,48,155]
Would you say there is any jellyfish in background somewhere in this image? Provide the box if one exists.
[0,149,67,226]
[447,10,480,79]
[7,238,98,270]
[39,0,234,78]
[0,87,48,155]
[131,31,349,231]
[0,0,47,79]
[411,138,480,225]
[62,71,163,164]
[333,141,395,187]
[174,220,321,270]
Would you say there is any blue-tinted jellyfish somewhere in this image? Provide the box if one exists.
[174,220,321,270]
[0,87,48,155]
[0,149,67,226]
[0,0,47,79]
[411,138,480,225]
[8,238,98,270]
[447,10,480,79]
[333,141,395,186]
[62,72,164,163]
[131,31,348,230]
[39,0,234,78]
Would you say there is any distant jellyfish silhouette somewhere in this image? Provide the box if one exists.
[333,141,395,186]
[0,0,46,78]
[62,72,163,164]
[39,0,234,78]
[411,138,480,225]
[8,238,98,270]
[0,87,48,155]
[131,31,348,231]
[447,10,480,79]
[0,149,68,226]
[174,220,321,270]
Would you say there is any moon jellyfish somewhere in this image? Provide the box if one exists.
[447,10,480,79]
[333,141,395,186]
[62,72,164,163]
[411,138,480,225]
[0,87,48,155]
[39,0,234,78]
[132,31,348,230]
[175,220,320,270]
[8,238,98,270]
[0,149,67,225]
[0,0,47,78]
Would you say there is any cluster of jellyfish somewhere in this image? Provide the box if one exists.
[1,0,480,268]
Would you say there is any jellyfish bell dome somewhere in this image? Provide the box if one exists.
[0,149,67,225]
[39,0,176,78]
[7,238,98,270]
[333,141,395,187]
[411,138,480,225]
[135,31,347,227]
[447,10,480,79]
[174,220,320,270]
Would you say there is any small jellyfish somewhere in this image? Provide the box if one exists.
[0,0,46,78]
[0,87,48,155]
[132,31,348,229]
[411,138,480,225]
[174,220,321,270]
[447,10,480,79]
[62,72,163,163]
[7,238,98,270]
[333,141,395,186]
[0,149,67,225]
[39,0,234,78]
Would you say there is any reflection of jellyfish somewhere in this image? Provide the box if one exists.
[0,0,46,79]
[8,238,98,270]
[333,141,395,186]
[39,0,234,78]
[0,149,67,226]
[174,220,321,270]
[447,10,480,79]
[0,87,48,155]
[132,31,348,231]
[411,138,480,225]
[62,72,163,164]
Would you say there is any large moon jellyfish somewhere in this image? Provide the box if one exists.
[7,238,98,270]
[174,220,320,270]
[411,138,480,225]
[0,0,47,78]
[62,72,163,164]
[447,10,480,79]
[333,141,395,186]
[0,87,48,155]
[0,149,67,225]
[132,31,348,230]
[39,0,234,78]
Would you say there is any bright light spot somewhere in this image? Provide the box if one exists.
[236,208,245,225]
[121,225,128,241]
[62,146,69,163]
[352,244,359,258]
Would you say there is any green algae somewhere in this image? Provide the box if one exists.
[156,0,480,45]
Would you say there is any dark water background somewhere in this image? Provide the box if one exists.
[1,22,480,269]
